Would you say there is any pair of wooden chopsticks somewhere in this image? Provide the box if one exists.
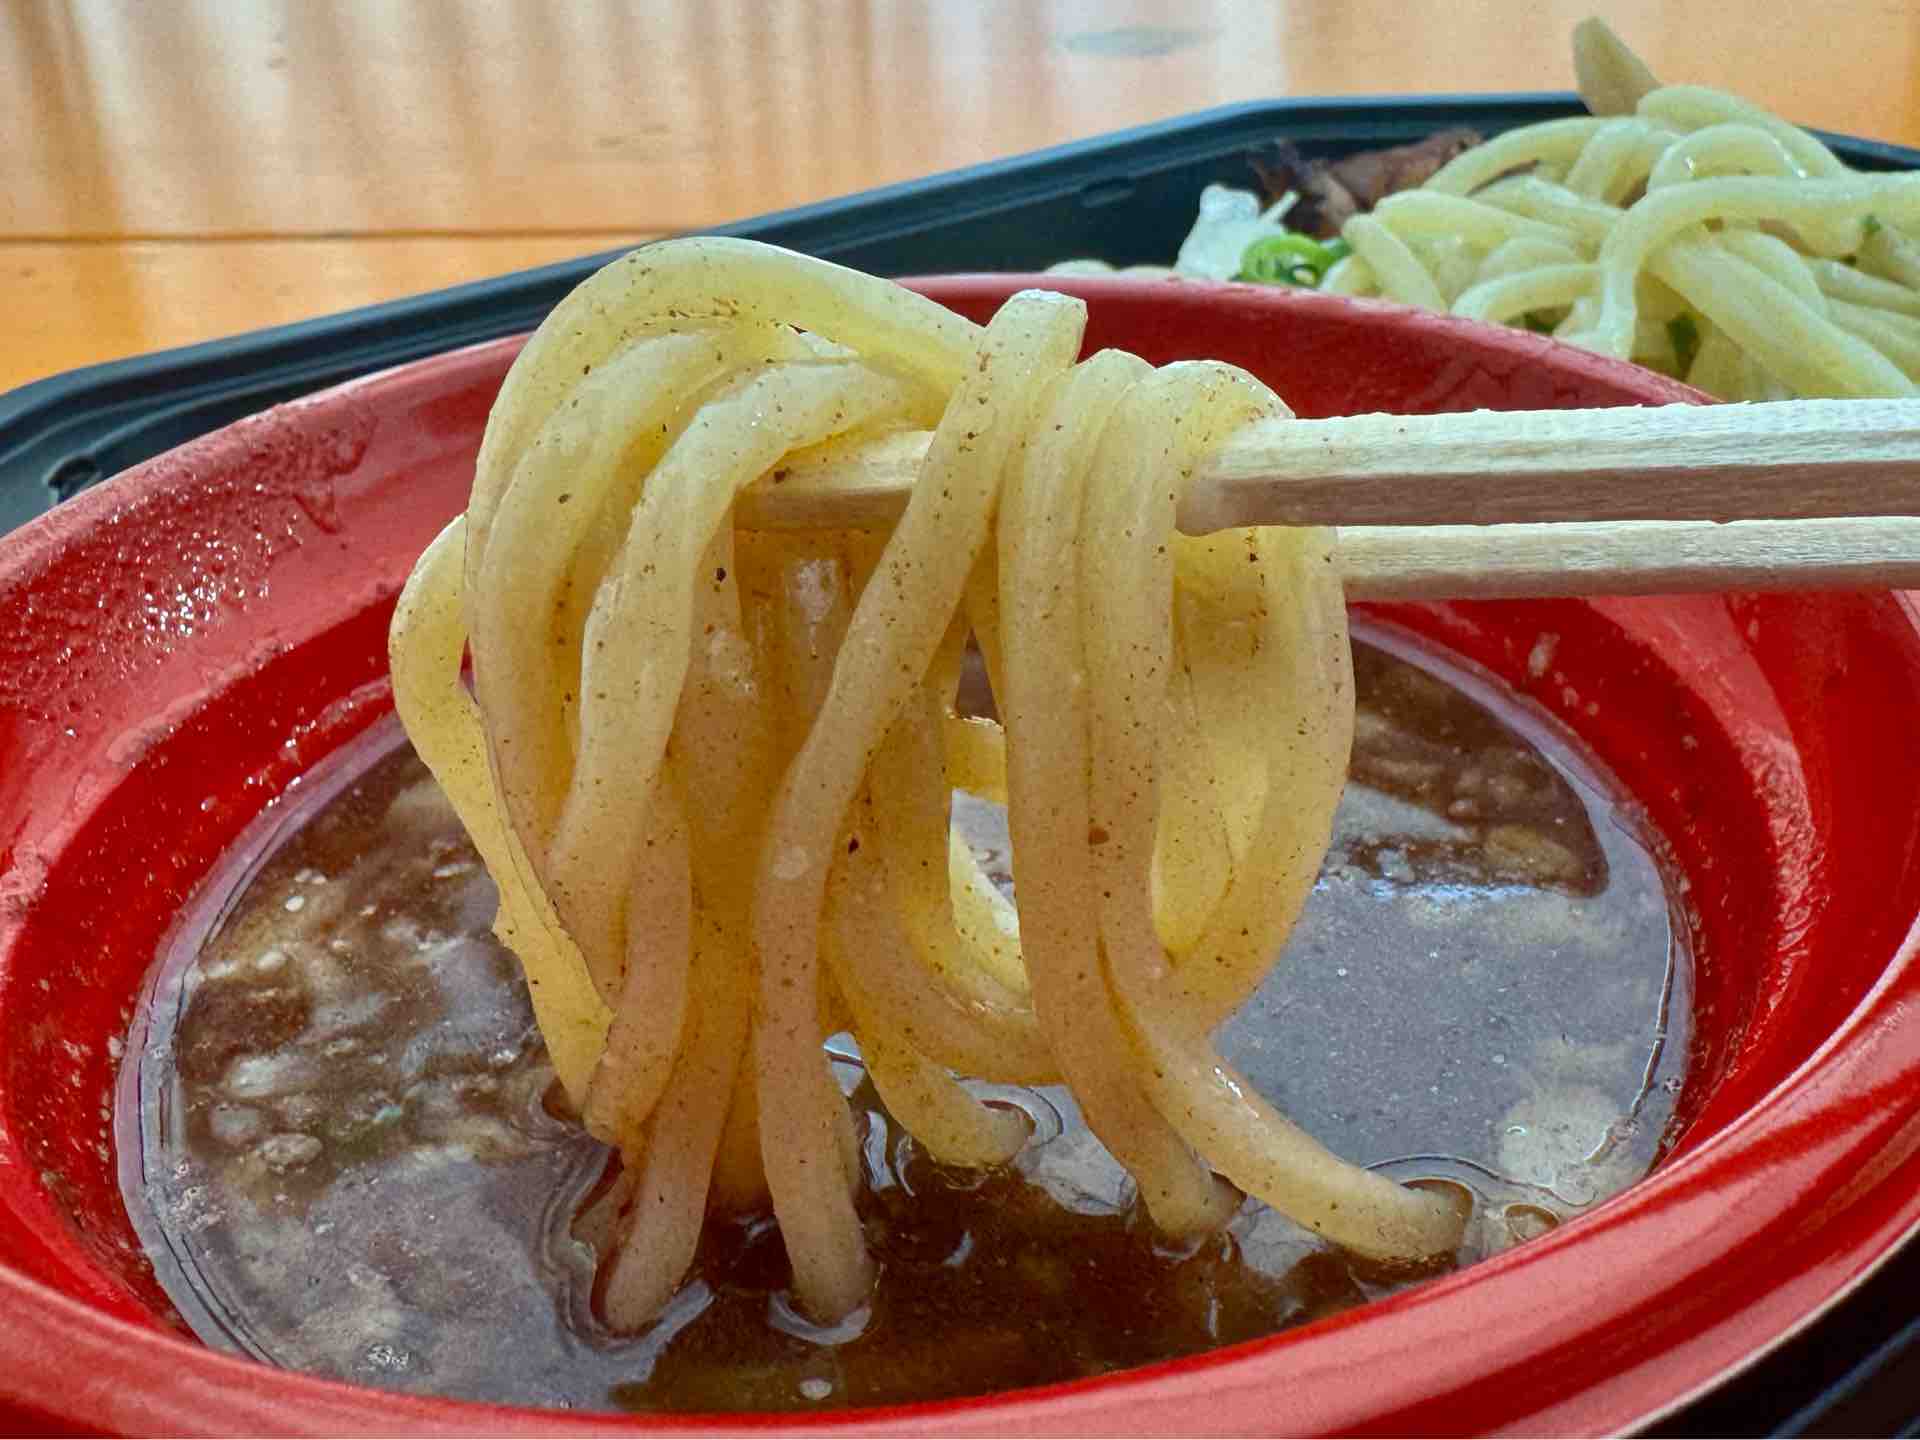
[737,399,1920,599]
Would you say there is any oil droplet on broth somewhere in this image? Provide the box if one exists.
[117,626,1690,1412]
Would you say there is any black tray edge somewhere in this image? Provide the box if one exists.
[9,91,1914,533]
[0,91,1595,527]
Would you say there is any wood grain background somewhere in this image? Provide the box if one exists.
[6,1,1917,392]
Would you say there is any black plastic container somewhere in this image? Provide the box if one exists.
[11,92,1920,531]
[4,91,1917,1437]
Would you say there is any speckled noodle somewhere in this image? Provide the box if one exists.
[387,236,1463,1327]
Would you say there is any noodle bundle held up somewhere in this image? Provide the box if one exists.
[388,236,1463,1327]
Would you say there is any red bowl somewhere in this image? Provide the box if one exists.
[2,276,1919,1436]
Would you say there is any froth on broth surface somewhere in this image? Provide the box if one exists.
[120,628,1687,1412]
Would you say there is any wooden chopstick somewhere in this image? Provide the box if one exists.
[1336,518,1920,599]
[1178,399,1920,530]
[734,399,1920,599]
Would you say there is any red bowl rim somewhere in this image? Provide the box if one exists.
[0,276,1918,1435]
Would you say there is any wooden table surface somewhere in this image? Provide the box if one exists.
[6,1,1919,396]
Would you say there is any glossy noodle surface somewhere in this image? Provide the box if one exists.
[387,237,1464,1322]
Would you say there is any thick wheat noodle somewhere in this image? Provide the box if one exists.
[472,327,785,869]
[861,691,1055,1081]
[1811,257,1920,318]
[825,828,1030,1165]
[1716,229,1829,311]
[389,521,609,1099]
[1454,264,1600,325]
[1474,178,1621,247]
[1583,175,1909,354]
[827,815,1055,1084]
[389,236,1465,1330]
[1423,116,1606,196]
[708,1046,768,1213]
[1636,85,1849,177]
[1158,538,1365,1023]
[1322,68,1920,401]
[1650,235,1918,397]
[549,364,924,971]
[777,541,1048,1087]
[1863,225,1920,290]
[1829,300,1920,378]
[1343,215,1446,310]
[1370,191,1579,251]
[1645,124,1799,191]
[995,350,1233,1234]
[581,768,691,1144]
[599,907,750,1326]
[1475,238,1584,280]
[749,291,1087,1320]
[1563,118,1675,203]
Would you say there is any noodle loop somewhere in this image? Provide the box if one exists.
[1334,81,1920,399]
[390,237,1463,1325]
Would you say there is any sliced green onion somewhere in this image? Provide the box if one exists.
[1237,232,1342,287]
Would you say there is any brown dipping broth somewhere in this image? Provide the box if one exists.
[118,624,1688,1411]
